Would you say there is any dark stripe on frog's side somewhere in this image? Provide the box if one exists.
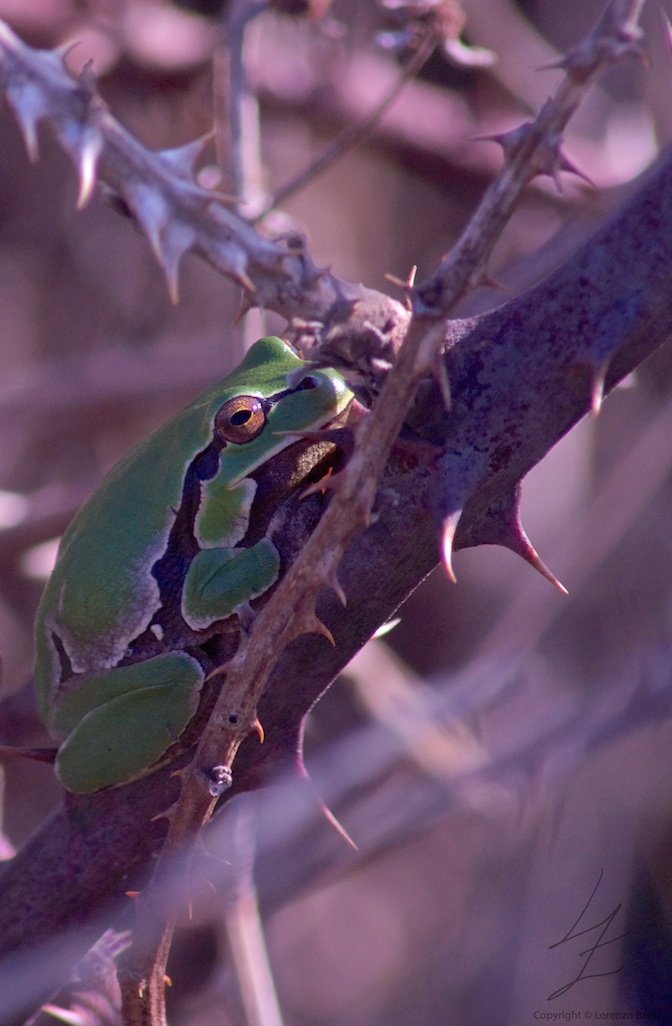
[144,387,321,635]
[155,440,222,573]
[149,382,302,618]
[133,439,224,651]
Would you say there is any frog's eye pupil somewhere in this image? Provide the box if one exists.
[215,396,267,444]
[298,375,319,390]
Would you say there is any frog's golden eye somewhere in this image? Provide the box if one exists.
[215,395,267,444]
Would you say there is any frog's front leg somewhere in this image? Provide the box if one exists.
[182,539,280,630]
[54,541,280,792]
[53,652,204,793]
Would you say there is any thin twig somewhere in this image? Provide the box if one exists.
[254,28,438,220]
[224,804,286,1026]
[221,0,269,216]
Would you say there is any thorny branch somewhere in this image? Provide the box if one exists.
[0,15,409,344]
[0,1,664,1022]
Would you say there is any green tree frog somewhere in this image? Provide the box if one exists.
[34,336,353,793]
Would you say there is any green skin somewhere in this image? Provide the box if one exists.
[34,336,353,793]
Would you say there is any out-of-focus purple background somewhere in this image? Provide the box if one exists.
[1,2,671,1023]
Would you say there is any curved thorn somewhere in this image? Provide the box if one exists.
[536,57,569,72]
[468,130,508,146]
[18,111,39,162]
[159,131,215,180]
[479,489,569,594]
[76,133,102,209]
[384,264,417,300]
[149,229,193,305]
[325,570,347,607]
[521,540,568,595]
[166,267,180,306]
[384,272,410,291]
[591,359,608,415]
[232,289,255,326]
[55,38,81,63]
[0,744,57,764]
[306,615,335,647]
[556,149,595,188]
[630,42,649,69]
[301,764,358,850]
[479,272,508,293]
[320,802,358,850]
[440,510,463,584]
[78,57,97,94]
[235,264,255,293]
[205,664,227,684]
[300,471,339,500]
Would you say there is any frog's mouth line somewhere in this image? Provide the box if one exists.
[244,424,353,543]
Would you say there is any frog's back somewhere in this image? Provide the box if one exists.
[33,401,213,699]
